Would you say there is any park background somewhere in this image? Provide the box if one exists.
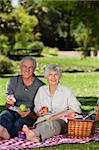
[0,0,99,149]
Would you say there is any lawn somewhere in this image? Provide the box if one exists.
[37,56,99,68]
[0,56,99,149]
[26,142,99,150]
[0,72,98,107]
[37,56,99,72]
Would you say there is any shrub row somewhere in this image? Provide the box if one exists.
[0,55,99,75]
[0,55,15,74]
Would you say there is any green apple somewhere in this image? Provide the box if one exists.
[19,104,27,111]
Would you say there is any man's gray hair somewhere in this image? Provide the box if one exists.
[44,64,62,78]
[20,56,37,70]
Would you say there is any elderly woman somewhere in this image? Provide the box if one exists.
[23,64,82,142]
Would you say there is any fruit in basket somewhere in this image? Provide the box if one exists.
[19,104,27,111]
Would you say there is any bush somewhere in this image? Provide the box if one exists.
[28,41,44,55]
[42,47,58,56]
[0,55,15,74]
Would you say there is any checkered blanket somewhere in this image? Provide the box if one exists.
[0,128,99,150]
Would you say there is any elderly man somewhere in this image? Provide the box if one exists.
[0,56,45,139]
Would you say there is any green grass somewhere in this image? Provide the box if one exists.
[0,72,98,110]
[40,72,99,97]
[37,56,99,67]
[25,142,99,150]
[0,77,8,105]
[37,56,99,72]
[61,72,99,97]
[0,56,99,149]
[41,72,99,113]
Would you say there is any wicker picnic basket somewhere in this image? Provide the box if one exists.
[67,119,96,138]
[67,105,99,138]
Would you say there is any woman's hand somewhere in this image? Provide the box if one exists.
[37,106,48,117]
[64,112,76,119]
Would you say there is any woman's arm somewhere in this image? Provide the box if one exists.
[48,108,76,120]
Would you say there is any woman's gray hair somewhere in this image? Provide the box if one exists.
[44,64,62,78]
[20,56,37,70]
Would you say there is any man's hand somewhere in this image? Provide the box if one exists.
[17,109,30,117]
[6,95,16,106]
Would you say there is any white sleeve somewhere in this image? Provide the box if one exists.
[67,89,81,114]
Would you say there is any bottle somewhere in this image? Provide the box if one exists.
[18,131,26,139]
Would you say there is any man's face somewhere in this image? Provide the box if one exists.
[21,60,34,79]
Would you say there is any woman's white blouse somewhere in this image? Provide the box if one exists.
[34,84,81,115]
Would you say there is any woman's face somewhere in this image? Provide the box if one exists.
[20,60,34,79]
[46,70,60,86]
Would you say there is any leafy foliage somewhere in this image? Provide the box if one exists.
[0,0,13,13]
[13,6,39,49]
[0,35,9,54]
[42,47,58,56]
[1,0,99,55]
[0,1,42,55]
[0,55,15,74]
[27,41,44,54]
[19,0,99,51]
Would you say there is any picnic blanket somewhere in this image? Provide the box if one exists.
[0,128,99,150]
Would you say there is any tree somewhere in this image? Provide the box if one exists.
[71,1,99,54]
[1,0,99,53]
[13,6,39,49]
[19,0,99,51]
[0,0,13,13]
[0,0,14,53]
[0,35,9,54]
[19,0,77,49]
[0,0,40,55]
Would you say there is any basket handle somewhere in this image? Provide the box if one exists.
[95,105,99,121]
